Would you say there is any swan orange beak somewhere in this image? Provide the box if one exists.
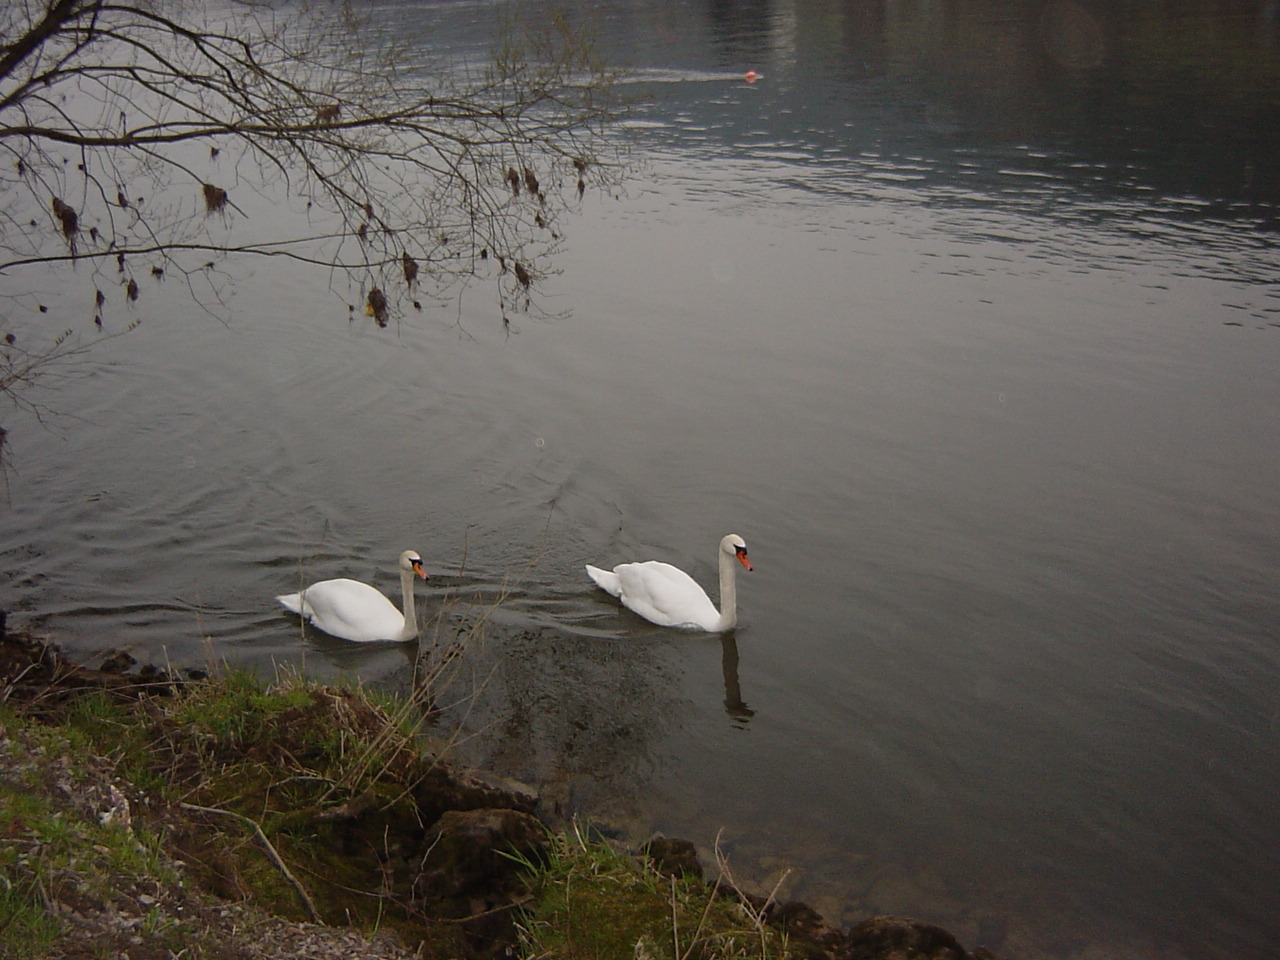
[412,560,428,580]
[736,548,753,572]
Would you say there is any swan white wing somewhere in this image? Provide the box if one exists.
[612,561,720,630]
[278,577,405,643]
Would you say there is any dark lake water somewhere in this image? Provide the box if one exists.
[3,2,1279,958]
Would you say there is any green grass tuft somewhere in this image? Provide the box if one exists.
[0,876,62,960]
[518,823,795,960]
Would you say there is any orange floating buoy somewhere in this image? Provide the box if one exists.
[744,70,759,82]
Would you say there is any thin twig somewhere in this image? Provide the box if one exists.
[178,801,322,924]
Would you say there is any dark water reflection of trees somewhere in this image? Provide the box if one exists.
[688,0,1280,224]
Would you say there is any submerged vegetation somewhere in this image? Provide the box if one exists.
[0,631,863,960]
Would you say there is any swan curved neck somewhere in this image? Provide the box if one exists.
[398,566,418,641]
[715,549,739,632]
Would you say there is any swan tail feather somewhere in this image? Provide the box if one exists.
[585,564,622,597]
[276,593,304,615]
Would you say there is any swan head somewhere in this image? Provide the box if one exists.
[720,534,753,571]
[399,550,428,580]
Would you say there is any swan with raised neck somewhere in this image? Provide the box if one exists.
[276,549,428,642]
[585,534,753,632]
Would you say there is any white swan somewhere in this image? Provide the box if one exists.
[586,534,753,632]
[276,549,427,642]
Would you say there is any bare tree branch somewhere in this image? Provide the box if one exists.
[0,0,625,447]
[1,0,624,321]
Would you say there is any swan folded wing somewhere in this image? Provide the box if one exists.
[286,578,405,643]
[613,561,719,630]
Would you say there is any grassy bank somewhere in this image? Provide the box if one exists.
[0,634,807,960]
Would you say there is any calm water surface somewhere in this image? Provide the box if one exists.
[3,3,1279,959]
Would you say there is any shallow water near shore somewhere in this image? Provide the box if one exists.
[3,2,1279,958]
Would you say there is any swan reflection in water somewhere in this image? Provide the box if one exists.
[721,634,755,726]
[585,534,757,724]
